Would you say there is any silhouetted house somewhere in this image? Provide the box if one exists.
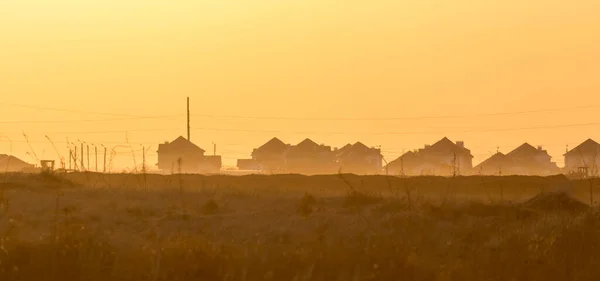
[239,137,290,172]
[502,143,559,176]
[0,154,35,172]
[386,137,473,176]
[386,150,418,176]
[564,139,600,177]
[473,152,510,175]
[335,142,383,174]
[286,138,336,174]
[156,136,221,174]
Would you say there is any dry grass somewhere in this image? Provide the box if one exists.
[1,172,600,280]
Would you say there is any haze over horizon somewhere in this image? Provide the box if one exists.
[2,0,600,170]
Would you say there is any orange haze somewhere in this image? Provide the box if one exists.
[1,0,600,170]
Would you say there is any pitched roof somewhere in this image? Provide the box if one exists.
[386,151,418,167]
[158,136,205,153]
[506,143,544,158]
[473,152,510,169]
[255,137,288,153]
[427,137,473,156]
[296,138,319,148]
[337,143,353,154]
[352,141,370,151]
[564,139,600,156]
[337,142,382,158]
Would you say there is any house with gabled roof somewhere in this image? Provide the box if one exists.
[156,136,221,174]
[286,138,336,174]
[0,154,35,173]
[473,152,510,175]
[335,142,383,175]
[503,143,560,176]
[246,137,291,172]
[475,143,559,176]
[386,137,473,176]
[564,139,600,177]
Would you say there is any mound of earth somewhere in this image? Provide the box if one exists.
[523,192,589,213]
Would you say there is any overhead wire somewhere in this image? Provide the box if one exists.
[189,104,600,121]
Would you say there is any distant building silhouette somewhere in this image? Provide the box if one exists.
[474,143,560,176]
[473,152,507,175]
[156,136,221,174]
[335,142,383,175]
[0,154,34,172]
[286,138,336,174]
[386,137,473,176]
[237,137,383,175]
[564,138,600,177]
[248,137,290,173]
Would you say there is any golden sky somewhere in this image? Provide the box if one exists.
[1,0,600,170]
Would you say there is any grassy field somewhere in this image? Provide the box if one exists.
[1,172,600,280]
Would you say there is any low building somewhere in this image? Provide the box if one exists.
[335,142,383,175]
[386,137,473,176]
[249,137,290,173]
[156,136,221,174]
[564,139,600,177]
[504,143,560,176]
[286,138,336,174]
[473,152,509,175]
[238,138,383,175]
[475,143,560,176]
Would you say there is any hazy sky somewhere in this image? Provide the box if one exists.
[1,0,600,170]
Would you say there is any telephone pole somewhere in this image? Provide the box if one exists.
[142,146,146,173]
[102,145,107,173]
[73,145,78,171]
[87,144,90,171]
[187,97,191,141]
[80,142,84,171]
[94,145,98,172]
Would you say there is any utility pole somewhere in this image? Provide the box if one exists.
[80,143,84,171]
[94,145,98,172]
[213,142,216,156]
[187,97,191,141]
[102,145,107,173]
[74,145,78,171]
[87,144,90,171]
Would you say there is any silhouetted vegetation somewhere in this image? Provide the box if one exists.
[0,173,599,280]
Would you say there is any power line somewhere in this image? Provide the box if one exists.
[0,115,183,124]
[32,128,183,135]
[4,120,598,137]
[190,104,600,121]
[190,121,600,135]
[0,101,178,118]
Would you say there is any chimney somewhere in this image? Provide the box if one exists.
[456,141,464,148]
[538,145,543,151]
